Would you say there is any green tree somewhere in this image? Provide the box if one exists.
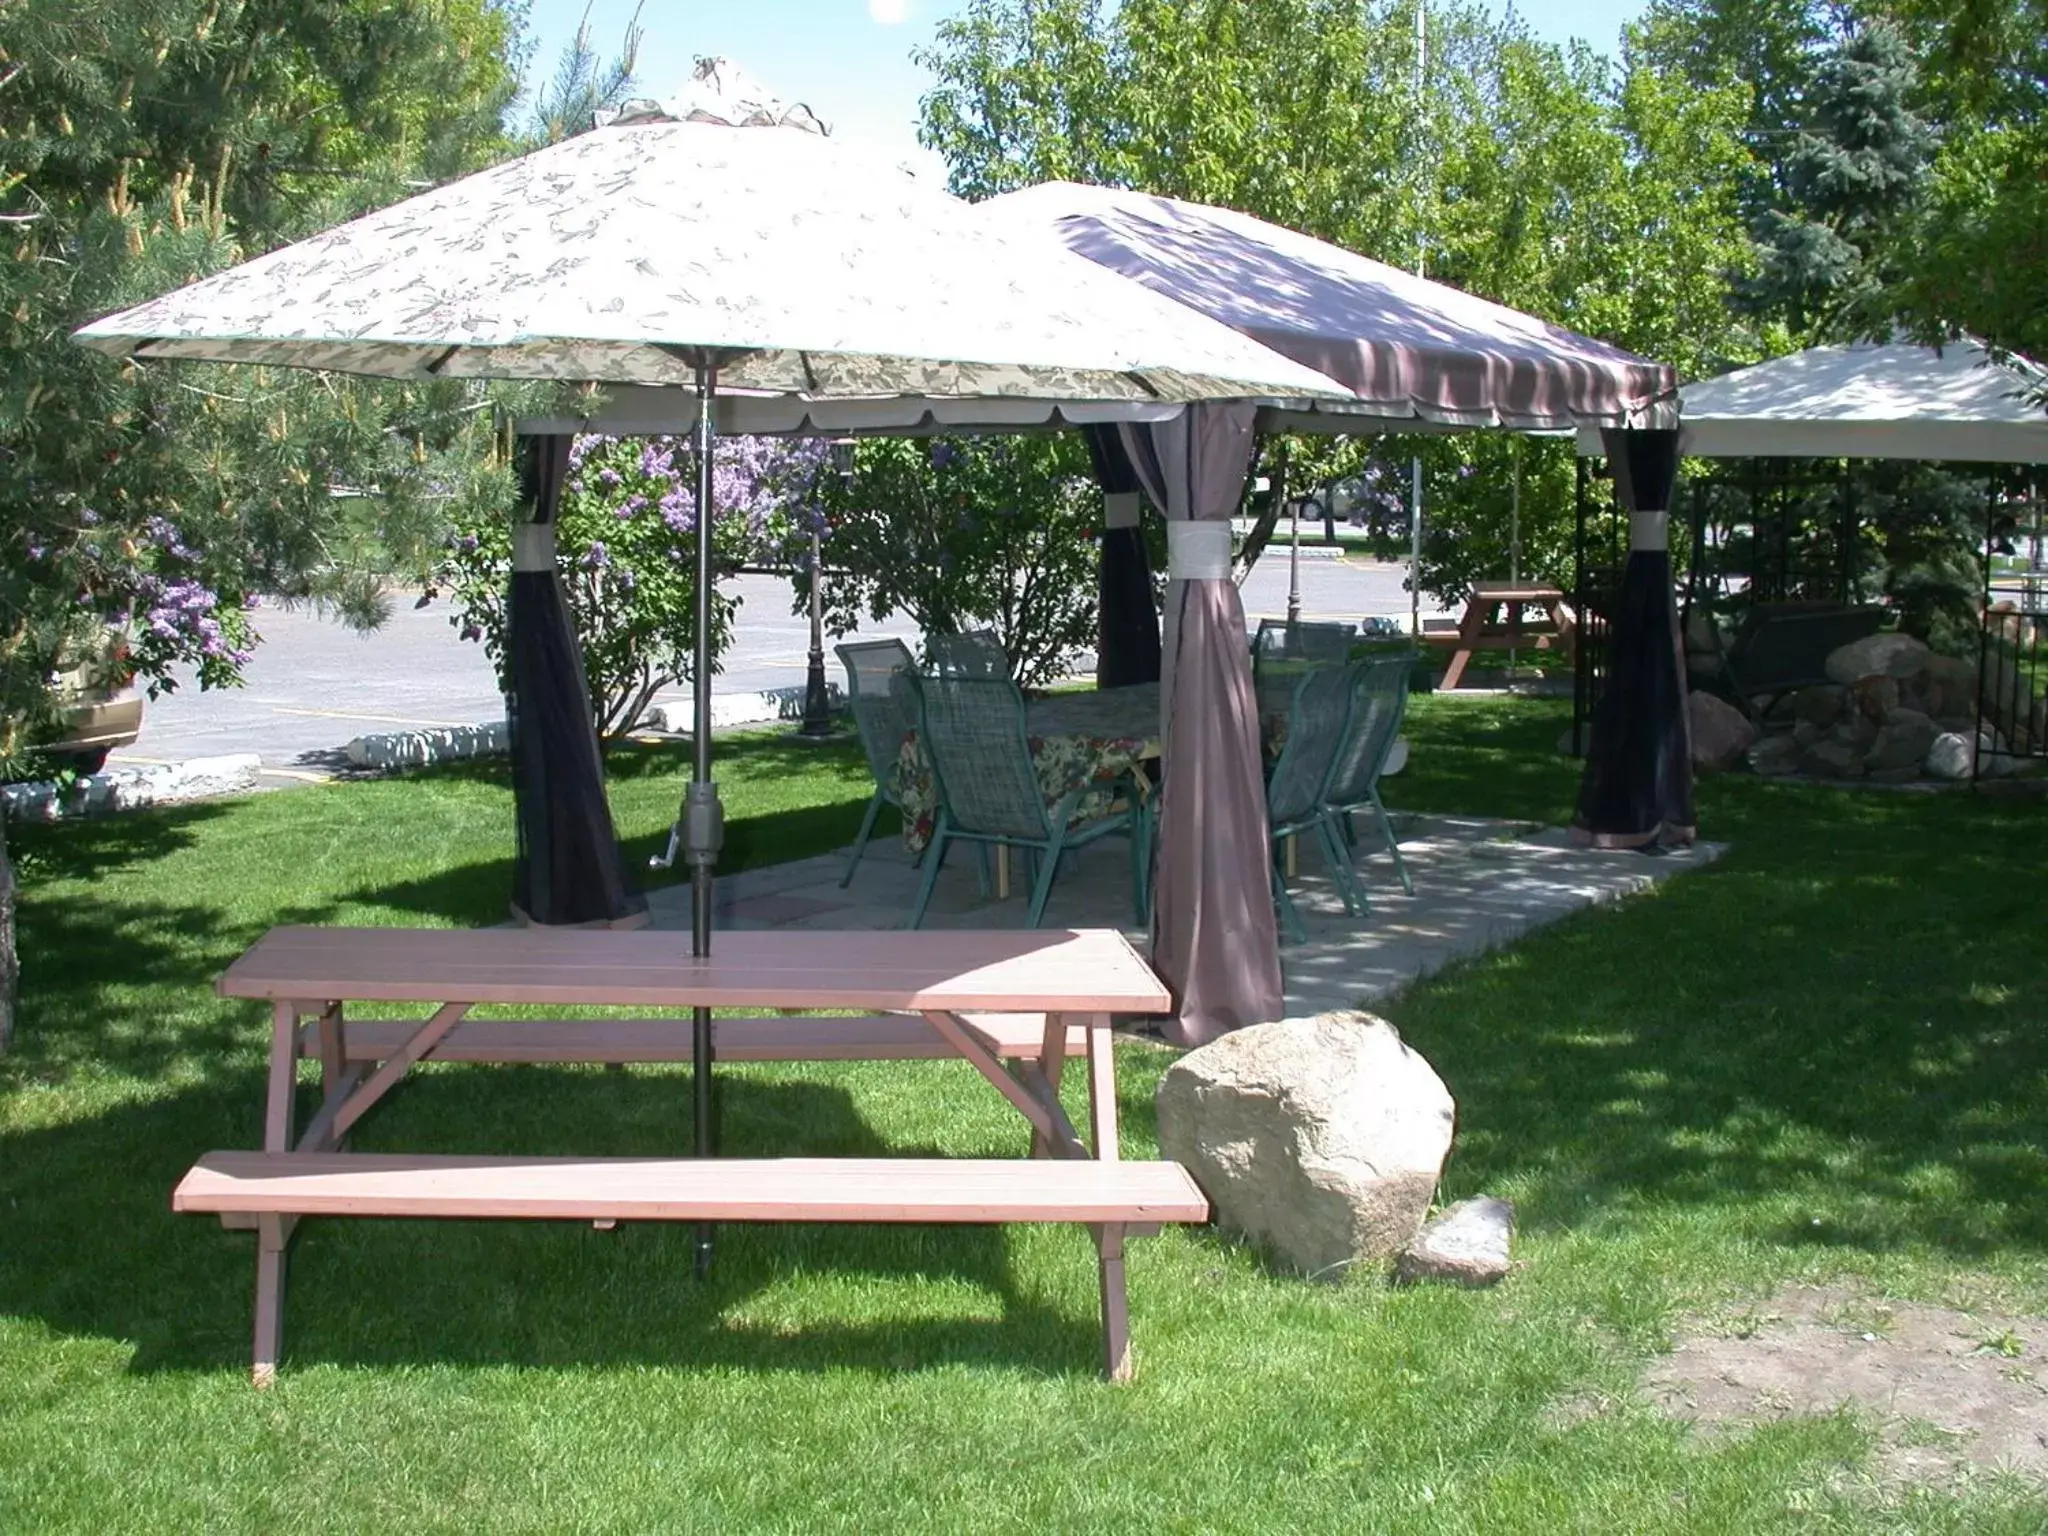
[0,0,522,1051]
[916,0,1758,602]
[1740,18,1935,341]
[817,436,1103,691]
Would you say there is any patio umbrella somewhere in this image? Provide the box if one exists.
[75,64,1348,1267]
[984,184,1682,1036]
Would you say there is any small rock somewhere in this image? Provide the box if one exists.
[1688,691,1758,773]
[1397,1197,1515,1287]
[1831,713,1879,750]
[1746,734,1802,776]
[1825,632,1931,686]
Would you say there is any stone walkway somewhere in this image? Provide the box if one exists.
[647,813,1725,1018]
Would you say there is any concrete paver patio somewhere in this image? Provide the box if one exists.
[647,813,1725,1018]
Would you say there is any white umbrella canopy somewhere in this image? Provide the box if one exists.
[74,117,1348,408]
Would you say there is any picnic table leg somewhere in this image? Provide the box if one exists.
[253,1215,287,1389]
[1439,598,1488,691]
[1085,1013,1119,1162]
[1095,1221,1133,1383]
[1031,1012,1068,1158]
[253,1000,299,1387]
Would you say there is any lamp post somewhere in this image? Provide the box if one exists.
[1286,492,1303,626]
[796,438,856,740]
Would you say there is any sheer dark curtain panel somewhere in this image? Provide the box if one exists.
[1571,427,1696,849]
[1083,424,1162,689]
[506,432,649,927]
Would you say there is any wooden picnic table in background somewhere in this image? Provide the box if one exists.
[1426,581,1577,690]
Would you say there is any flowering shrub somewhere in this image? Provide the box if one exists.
[5,495,255,750]
[432,433,822,745]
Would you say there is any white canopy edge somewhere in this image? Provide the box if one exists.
[1576,416,2048,464]
[1576,340,2048,463]
[516,388,1185,437]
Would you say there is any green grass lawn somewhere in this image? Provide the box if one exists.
[2,706,2045,1532]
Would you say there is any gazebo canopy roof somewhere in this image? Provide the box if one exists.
[981,181,1677,433]
[1575,338,2048,463]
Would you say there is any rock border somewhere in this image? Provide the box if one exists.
[0,753,262,821]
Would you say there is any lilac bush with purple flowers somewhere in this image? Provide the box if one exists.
[432,433,822,746]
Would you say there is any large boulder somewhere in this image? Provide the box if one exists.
[1155,1012,1455,1278]
[1825,632,1931,686]
[1905,653,1977,720]
[1688,691,1758,773]
[1789,685,1847,728]
[1746,734,1802,776]
[1851,674,1899,723]
[1865,708,1940,774]
[1802,738,1866,778]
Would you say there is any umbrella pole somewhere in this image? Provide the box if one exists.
[688,358,725,1279]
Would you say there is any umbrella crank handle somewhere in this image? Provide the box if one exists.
[649,821,682,871]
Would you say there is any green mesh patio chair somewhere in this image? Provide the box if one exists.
[834,638,919,887]
[1322,653,1415,900]
[1265,664,1364,942]
[906,673,1150,930]
[926,628,1009,678]
[1252,618,1358,710]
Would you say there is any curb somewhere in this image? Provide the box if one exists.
[340,685,849,772]
[1,753,263,821]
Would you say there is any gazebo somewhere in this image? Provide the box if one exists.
[981,182,1688,1001]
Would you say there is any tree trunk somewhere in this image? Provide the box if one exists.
[1234,439,1291,579]
[0,804,16,1056]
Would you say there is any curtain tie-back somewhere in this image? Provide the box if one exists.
[1629,511,1669,551]
[513,523,557,572]
[1165,520,1231,581]
[1104,491,1142,530]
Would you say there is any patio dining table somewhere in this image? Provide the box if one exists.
[893,682,1162,854]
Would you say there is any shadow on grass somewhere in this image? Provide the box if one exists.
[0,1064,1102,1380]
[1390,773,2048,1263]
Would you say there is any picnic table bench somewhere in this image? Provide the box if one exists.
[176,926,1206,1386]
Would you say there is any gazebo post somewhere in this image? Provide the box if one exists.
[1571,427,1695,850]
[504,430,648,931]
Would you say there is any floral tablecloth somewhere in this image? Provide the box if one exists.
[894,683,1160,854]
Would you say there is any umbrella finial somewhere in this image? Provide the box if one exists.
[609,56,830,136]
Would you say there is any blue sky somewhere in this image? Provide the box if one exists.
[520,1,1649,178]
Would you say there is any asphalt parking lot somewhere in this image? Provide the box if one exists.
[111,556,1436,785]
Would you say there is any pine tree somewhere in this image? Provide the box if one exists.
[1742,18,1934,341]
[0,0,523,1051]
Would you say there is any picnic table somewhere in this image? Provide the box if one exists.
[173,925,1207,1386]
[1426,581,1577,689]
[893,681,1161,854]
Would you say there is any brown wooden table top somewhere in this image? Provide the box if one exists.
[218,925,1172,1013]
